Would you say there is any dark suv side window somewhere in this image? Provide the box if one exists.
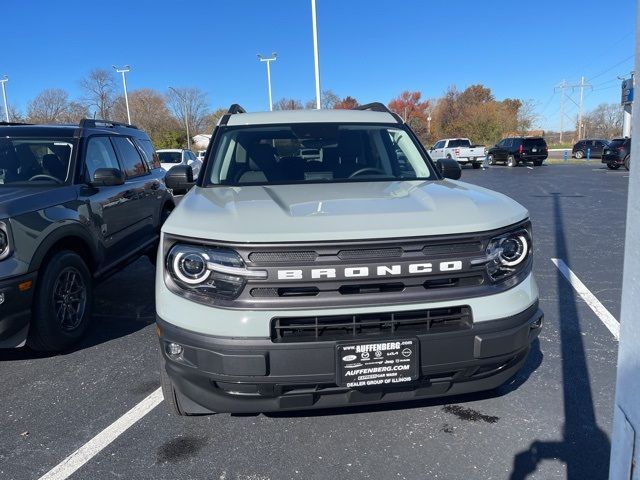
[85,136,120,182]
[112,137,149,178]
[135,138,161,169]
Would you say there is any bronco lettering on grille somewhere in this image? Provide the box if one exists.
[276,261,463,280]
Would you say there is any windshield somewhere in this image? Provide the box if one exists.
[0,137,75,185]
[207,123,436,186]
[608,139,626,148]
[158,151,182,164]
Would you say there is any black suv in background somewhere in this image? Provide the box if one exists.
[486,137,548,167]
[572,139,608,159]
[0,119,174,351]
[601,137,631,170]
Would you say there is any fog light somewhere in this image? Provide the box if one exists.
[166,342,183,356]
[531,316,544,329]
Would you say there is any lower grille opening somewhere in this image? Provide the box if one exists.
[271,306,472,342]
[251,287,320,298]
[339,282,404,295]
[423,275,484,290]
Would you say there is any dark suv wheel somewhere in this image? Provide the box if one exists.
[624,155,630,171]
[507,155,518,167]
[575,150,584,159]
[607,162,621,170]
[27,250,93,351]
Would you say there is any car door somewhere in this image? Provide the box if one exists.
[430,141,445,159]
[494,139,508,160]
[79,135,140,265]
[111,136,158,254]
[593,141,605,157]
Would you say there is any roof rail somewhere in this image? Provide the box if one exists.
[219,104,247,126]
[79,118,139,130]
[354,102,403,124]
[227,104,246,115]
[0,121,33,126]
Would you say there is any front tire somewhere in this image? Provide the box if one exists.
[488,154,496,165]
[472,162,481,169]
[624,155,630,171]
[27,250,93,352]
[507,155,518,168]
[607,162,621,170]
[575,150,584,159]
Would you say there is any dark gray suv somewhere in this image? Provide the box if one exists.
[0,119,174,351]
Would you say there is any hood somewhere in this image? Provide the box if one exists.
[164,180,529,243]
[0,185,76,219]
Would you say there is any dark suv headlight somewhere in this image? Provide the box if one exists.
[166,244,266,300]
[473,224,532,282]
[0,221,11,261]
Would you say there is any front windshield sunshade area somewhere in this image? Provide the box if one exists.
[0,138,74,185]
[208,123,434,186]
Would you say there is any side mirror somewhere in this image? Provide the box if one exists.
[92,168,125,186]
[165,164,194,194]
[436,158,462,180]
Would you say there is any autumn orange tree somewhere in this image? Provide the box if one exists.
[388,91,432,144]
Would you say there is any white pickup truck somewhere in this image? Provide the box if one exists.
[429,138,486,169]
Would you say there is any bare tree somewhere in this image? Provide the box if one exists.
[305,90,340,109]
[274,98,304,110]
[113,89,182,148]
[165,87,209,138]
[26,89,87,124]
[79,68,117,119]
[201,107,228,133]
[582,103,622,139]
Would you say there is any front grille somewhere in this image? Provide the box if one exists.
[271,306,472,342]
[337,247,403,260]
[248,251,318,263]
[422,242,482,256]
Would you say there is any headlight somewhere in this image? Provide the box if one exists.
[166,244,266,300]
[476,226,532,281]
[0,222,10,261]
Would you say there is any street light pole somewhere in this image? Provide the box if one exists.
[112,65,131,124]
[0,76,9,122]
[311,0,321,109]
[257,53,277,111]
[169,87,191,150]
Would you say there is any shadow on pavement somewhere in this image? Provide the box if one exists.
[509,193,611,480]
[0,258,156,361]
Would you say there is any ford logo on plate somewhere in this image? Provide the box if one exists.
[342,354,357,362]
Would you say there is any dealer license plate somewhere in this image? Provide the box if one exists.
[336,339,419,388]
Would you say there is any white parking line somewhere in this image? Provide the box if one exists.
[551,258,620,340]
[39,388,163,480]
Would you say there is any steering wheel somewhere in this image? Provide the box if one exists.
[28,174,63,184]
[348,167,386,178]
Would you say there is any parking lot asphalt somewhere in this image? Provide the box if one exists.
[0,162,629,480]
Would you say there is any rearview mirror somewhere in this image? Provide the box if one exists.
[165,164,194,194]
[91,168,125,187]
[436,158,462,180]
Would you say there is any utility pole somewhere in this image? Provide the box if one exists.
[554,80,567,144]
[577,76,592,140]
[257,53,277,111]
[609,14,639,476]
[113,65,131,124]
[0,75,9,122]
[311,0,321,109]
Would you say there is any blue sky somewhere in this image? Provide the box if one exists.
[2,0,637,131]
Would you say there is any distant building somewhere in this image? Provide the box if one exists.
[192,134,212,150]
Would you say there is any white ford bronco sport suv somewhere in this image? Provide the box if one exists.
[157,103,543,415]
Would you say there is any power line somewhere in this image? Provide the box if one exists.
[587,54,635,83]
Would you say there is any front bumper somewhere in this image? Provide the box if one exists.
[158,302,543,414]
[0,272,36,348]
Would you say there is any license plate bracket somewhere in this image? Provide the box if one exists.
[336,339,419,388]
